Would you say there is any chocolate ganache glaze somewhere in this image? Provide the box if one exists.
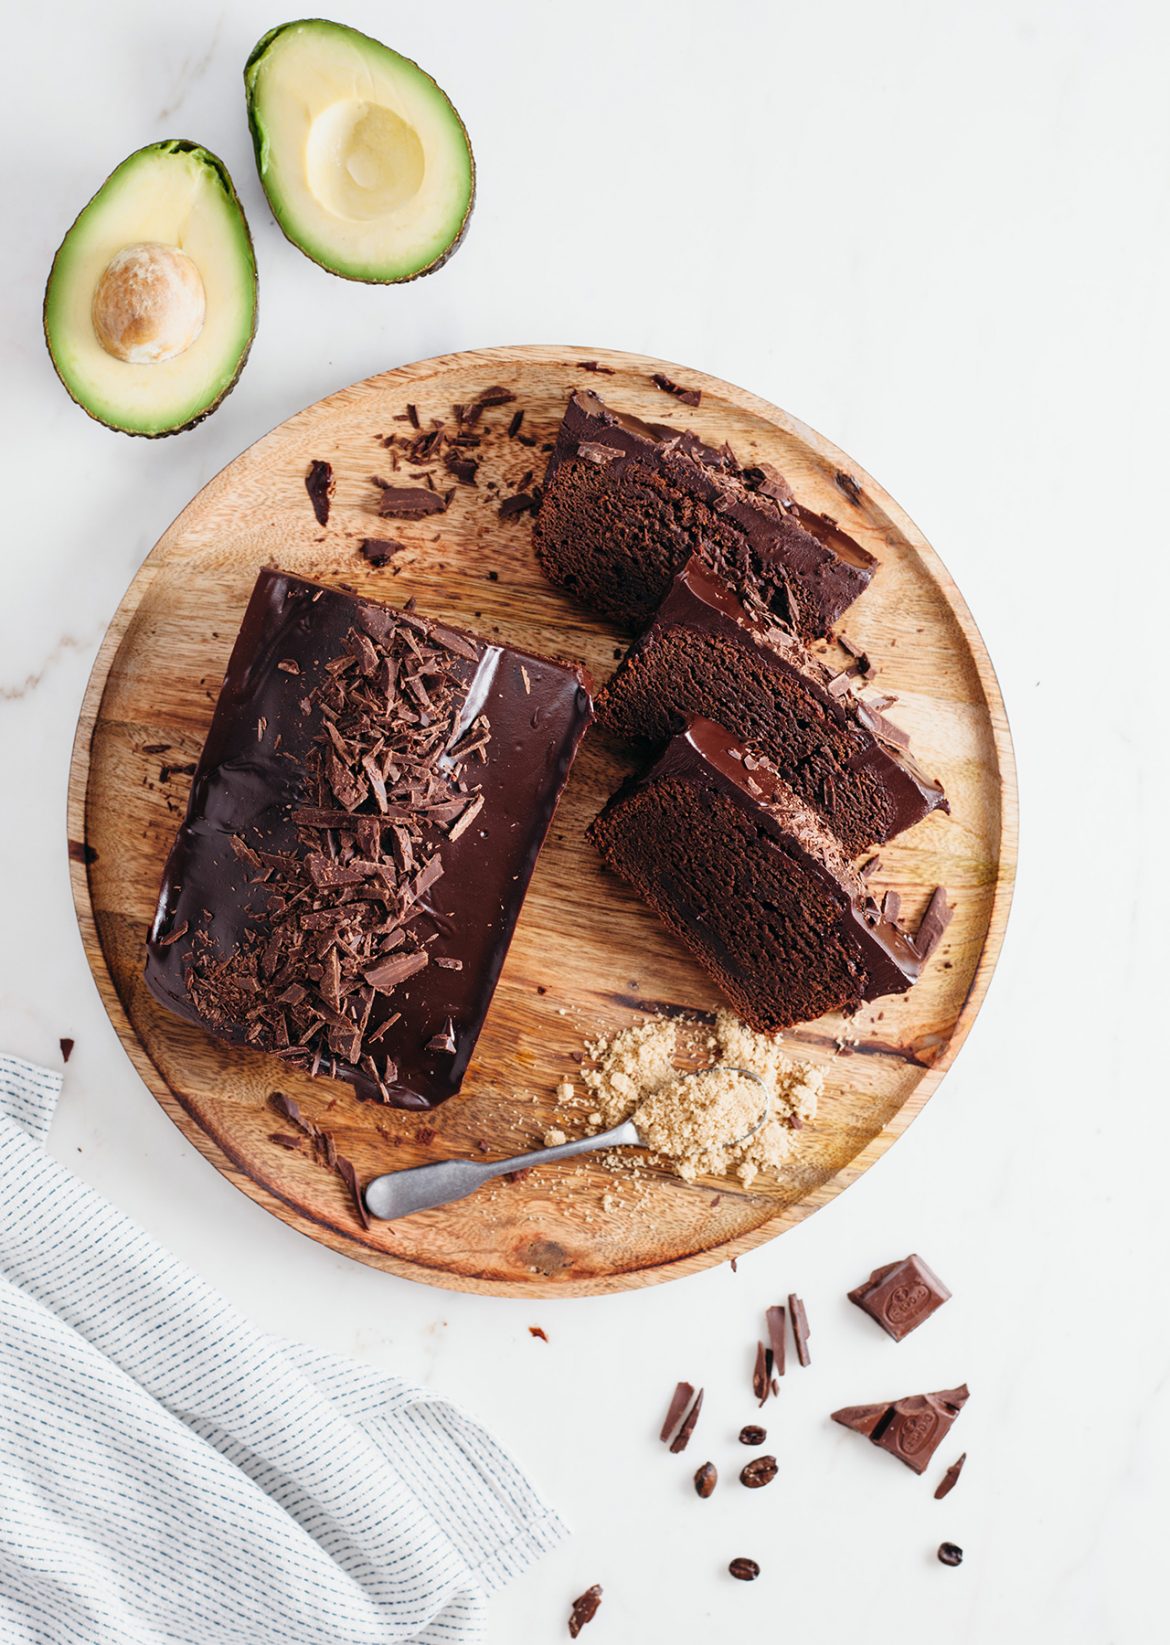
[145,568,593,1108]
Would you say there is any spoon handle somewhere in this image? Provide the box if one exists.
[363,1119,641,1221]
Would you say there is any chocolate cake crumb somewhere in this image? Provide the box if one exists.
[305,460,333,526]
[651,371,701,407]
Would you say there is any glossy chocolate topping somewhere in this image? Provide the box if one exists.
[145,569,593,1108]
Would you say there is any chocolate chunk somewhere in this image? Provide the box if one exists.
[694,1461,718,1498]
[937,1542,964,1567]
[576,359,615,374]
[651,371,701,407]
[835,470,863,507]
[848,1253,951,1341]
[669,1387,704,1453]
[729,1558,760,1582]
[499,489,539,520]
[788,1293,811,1366]
[568,1584,602,1637]
[765,1304,786,1378]
[528,1325,548,1342]
[444,451,479,486]
[738,1425,766,1446]
[359,537,405,567]
[426,1016,457,1054]
[739,1455,778,1489]
[59,1037,74,1063]
[305,460,333,526]
[752,1340,770,1404]
[913,887,953,961]
[934,1453,967,1501]
[376,485,447,518]
[660,1380,695,1443]
[832,1385,969,1475]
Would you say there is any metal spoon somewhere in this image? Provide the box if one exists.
[363,1067,770,1222]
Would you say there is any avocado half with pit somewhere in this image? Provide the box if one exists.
[245,19,475,283]
[43,141,257,437]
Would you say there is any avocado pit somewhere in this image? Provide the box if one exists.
[91,241,206,365]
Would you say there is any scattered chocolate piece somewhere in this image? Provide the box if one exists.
[305,460,333,527]
[59,1038,74,1064]
[425,1016,457,1054]
[68,840,98,865]
[568,1584,602,1637]
[404,403,420,429]
[937,1542,964,1568]
[913,887,953,961]
[738,1425,766,1446]
[376,485,447,518]
[660,1381,695,1444]
[267,1132,302,1150]
[765,1304,786,1378]
[835,470,863,506]
[651,371,701,407]
[142,743,170,755]
[739,1455,778,1489]
[752,1340,770,1405]
[669,1387,705,1454]
[848,1253,951,1341]
[694,1462,718,1498]
[934,1453,967,1501]
[831,1384,969,1475]
[507,409,525,438]
[333,1154,370,1231]
[358,537,405,567]
[729,1558,760,1582]
[576,359,615,374]
[444,450,479,486]
[463,386,515,425]
[788,1293,811,1366]
[159,762,197,783]
[528,1325,549,1342]
[156,921,188,947]
[499,489,540,520]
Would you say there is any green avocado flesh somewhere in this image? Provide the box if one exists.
[43,142,257,437]
[245,19,475,283]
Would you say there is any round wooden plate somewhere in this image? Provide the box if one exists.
[68,345,1016,1296]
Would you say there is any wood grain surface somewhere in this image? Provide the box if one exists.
[67,344,1017,1296]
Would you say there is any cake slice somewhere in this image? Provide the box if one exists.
[588,717,920,1031]
[596,556,946,855]
[533,389,875,639]
[145,568,593,1109]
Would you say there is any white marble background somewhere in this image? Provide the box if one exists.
[3,1,1167,1639]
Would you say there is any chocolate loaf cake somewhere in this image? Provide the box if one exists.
[596,557,946,855]
[533,389,875,639]
[145,569,593,1109]
[588,718,921,1031]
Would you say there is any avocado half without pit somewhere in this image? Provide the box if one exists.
[43,141,257,437]
[245,19,475,283]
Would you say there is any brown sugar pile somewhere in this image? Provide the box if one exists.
[580,1011,822,1185]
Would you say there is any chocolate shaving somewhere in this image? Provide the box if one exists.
[499,489,540,520]
[660,1380,695,1443]
[651,371,701,407]
[528,1325,549,1342]
[359,538,405,567]
[268,1132,302,1149]
[157,920,189,947]
[443,451,479,486]
[668,1386,704,1453]
[835,469,863,506]
[334,1154,371,1231]
[788,1293,811,1366]
[576,359,615,374]
[426,1016,457,1054]
[463,386,515,425]
[765,1304,786,1377]
[934,1452,967,1500]
[376,486,447,518]
[881,890,902,922]
[568,1584,602,1637]
[305,460,333,527]
[507,409,525,437]
[752,1340,770,1405]
[913,887,953,961]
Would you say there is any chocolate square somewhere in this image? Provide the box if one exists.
[848,1253,950,1341]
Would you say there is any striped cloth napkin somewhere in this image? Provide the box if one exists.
[0,1056,564,1643]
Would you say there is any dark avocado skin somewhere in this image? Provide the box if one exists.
[243,20,476,285]
[42,140,259,439]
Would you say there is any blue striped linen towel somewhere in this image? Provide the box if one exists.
[0,1056,565,1643]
